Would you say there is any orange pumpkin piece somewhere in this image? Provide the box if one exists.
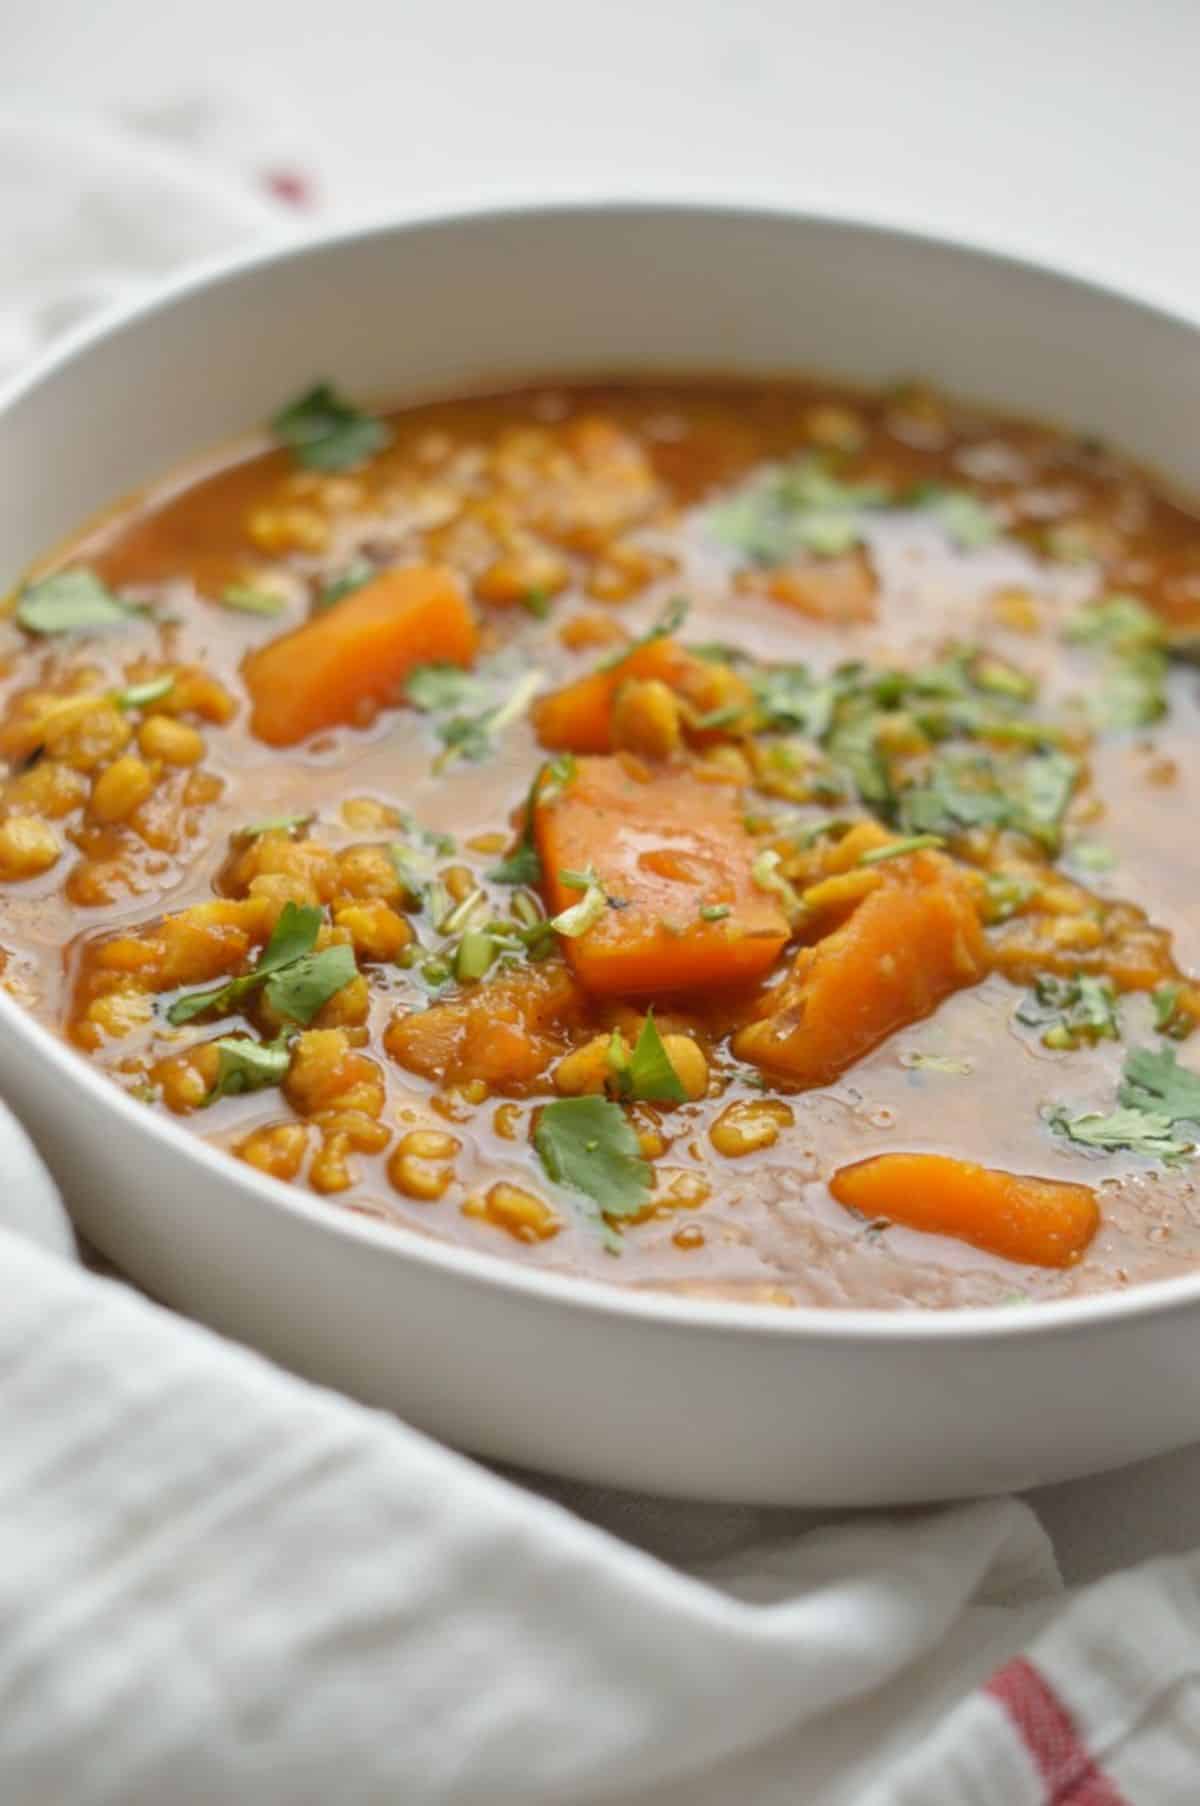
[384,961,584,1091]
[534,755,790,996]
[244,564,478,746]
[532,637,695,754]
[733,847,989,1085]
[766,552,877,624]
[830,1153,1099,1269]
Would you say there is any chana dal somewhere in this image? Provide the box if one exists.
[6,375,1200,1310]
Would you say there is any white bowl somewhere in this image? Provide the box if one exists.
[4,202,1200,1506]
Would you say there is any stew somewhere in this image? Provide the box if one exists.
[5,373,1200,1311]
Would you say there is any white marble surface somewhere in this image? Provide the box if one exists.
[5,0,1200,1587]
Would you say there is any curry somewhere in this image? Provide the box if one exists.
[4,374,1200,1310]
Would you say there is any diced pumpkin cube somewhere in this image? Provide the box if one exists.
[734,848,988,1085]
[244,564,478,746]
[830,1152,1099,1268]
[534,755,790,996]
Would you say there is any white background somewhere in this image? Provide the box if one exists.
[4,0,1200,1581]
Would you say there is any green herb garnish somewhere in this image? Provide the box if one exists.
[1152,983,1192,1040]
[208,1032,293,1102]
[1017,974,1119,1050]
[166,901,355,1026]
[407,664,543,770]
[1118,1044,1200,1123]
[236,813,312,841]
[911,484,1000,550]
[111,676,175,711]
[318,559,375,609]
[609,1010,688,1105]
[221,584,286,617]
[533,1095,651,1240]
[550,866,608,938]
[858,833,945,865]
[699,902,732,922]
[271,383,390,472]
[1048,1105,1192,1162]
[16,568,146,635]
[488,756,576,885]
[596,596,690,673]
[708,457,888,563]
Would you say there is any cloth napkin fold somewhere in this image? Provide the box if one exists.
[1,98,1198,1804]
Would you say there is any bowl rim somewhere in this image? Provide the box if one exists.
[6,192,1200,1350]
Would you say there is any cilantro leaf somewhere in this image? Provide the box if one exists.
[271,383,390,472]
[208,1033,293,1102]
[595,596,689,673]
[619,1010,688,1104]
[318,559,375,610]
[1118,1045,1200,1124]
[1048,1105,1192,1162]
[1065,594,1162,653]
[165,901,322,1024]
[533,1095,651,1228]
[408,665,543,770]
[911,484,1000,550]
[264,943,358,1025]
[16,568,146,635]
[707,457,888,565]
[1017,974,1119,1049]
[406,665,490,714]
[221,584,286,617]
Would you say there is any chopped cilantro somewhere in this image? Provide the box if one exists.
[454,930,498,982]
[1065,595,1168,731]
[410,666,544,770]
[166,901,355,1026]
[708,457,888,564]
[911,483,1000,550]
[610,1010,688,1105]
[221,584,285,617]
[902,1051,973,1075]
[533,1095,651,1237]
[699,902,731,922]
[1068,840,1116,873]
[1066,595,1162,652]
[596,596,689,673]
[266,944,358,1024]
[858,833,945,865]
[271,383,390,471]
[1118,1044,1200,1124]
[406,664,490,714]
[981,872,1036,923]
[522,587,551,619]
[550,867,608,937]
[1048,1105,1192,1163]
[488,756,575,885]
[208,1032,293,1102]
[16,568,146,635]
[750,848,805,922]
[111,675,175,711]
[236,813,311,841]
[1017,974,1119,1049]
[318,559,375,610]
[1152,983,1192,1040]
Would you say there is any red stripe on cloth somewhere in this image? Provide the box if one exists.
[986,1657,1127,1804]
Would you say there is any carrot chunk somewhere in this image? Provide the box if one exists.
[534,755,790,996]
[244,564,478,746]
[733,848,988,1085]
[830,1153,1100,1268]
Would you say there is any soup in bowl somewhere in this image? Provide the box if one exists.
[4,204,1200,1503]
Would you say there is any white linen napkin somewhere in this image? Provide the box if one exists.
[2,98,1198,1804]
